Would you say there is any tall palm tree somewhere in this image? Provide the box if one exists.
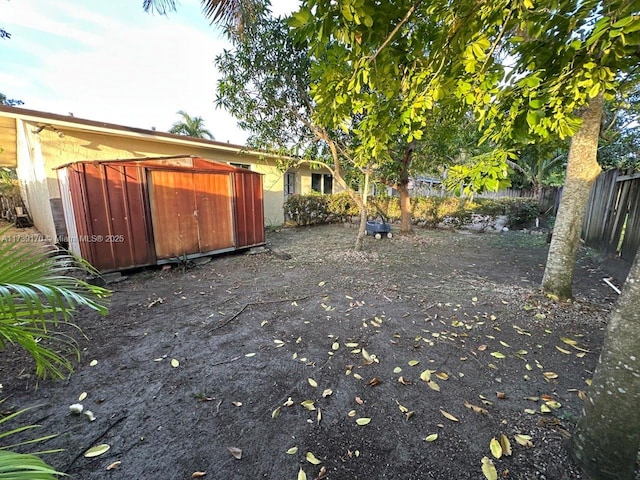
[168,110,214,139]
[143,0,263,34]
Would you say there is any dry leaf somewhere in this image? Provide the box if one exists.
[393,367,402,374]
[427,381,440,392]
[191,472,207,478]
[478,344,488,351]
[84,444,110,458]
[322,389,333,398]
[367,377,382,387]
[283,397,294,407]
[245,353,256,357]
[271,407,281,418]
[171,358,179,368]
[348,410,357,417]
[298,467,307,480]
[316,465,327,479]
[464,400,488,415]
[398,376,412,385]
[78,392,87,402]
[355,417,371,425]
[514,434,533,447]
[555,346,571,354]
[89,359,98,367]
[435,372,449,380]
[440,409,459,422]
[543,372,559,379]
[308,378,318,388]
[106,461,121,471]
[408,360,420,366]
[306,452,322,465]
[425,433,438,442]
[286,447,298,455]
[500,434,512,456]
[332,342,339,351]
[317,409,322,425]
[489,438,503,459]
[228,447,242,459]
[490,352,505,359]
[496,391,507,399]
[232,401,242,407]
[301,400,316,411]
[481,456,498,480]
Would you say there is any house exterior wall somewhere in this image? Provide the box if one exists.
[0,110,341,239]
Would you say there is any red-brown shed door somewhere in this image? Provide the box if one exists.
[149,170,234,259]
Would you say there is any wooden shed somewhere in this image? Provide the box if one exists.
[56,155,264,272]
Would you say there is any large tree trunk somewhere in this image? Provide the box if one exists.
[541,94,603,299]
[397,182,412,233]
[568,251,640,479]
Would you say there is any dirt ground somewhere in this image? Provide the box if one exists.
[1,223,633,479]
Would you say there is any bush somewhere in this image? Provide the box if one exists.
[475,198,540,228]
[284,193,539,229]
[283,193,330,225]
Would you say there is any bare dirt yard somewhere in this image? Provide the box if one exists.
[1,223,631,479]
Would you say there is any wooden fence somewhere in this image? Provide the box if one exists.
[582,168,640,263]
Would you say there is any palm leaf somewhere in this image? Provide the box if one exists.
[0,450,64,479]
[0,234,109,379]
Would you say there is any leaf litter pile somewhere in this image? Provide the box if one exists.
[0,224,623,479]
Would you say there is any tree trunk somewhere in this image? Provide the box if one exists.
[568,251,640,479]
[397,182,412,234]
[541,94,603,299]
[354,169,371,251]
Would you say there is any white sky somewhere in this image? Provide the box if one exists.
[0,0,297,145]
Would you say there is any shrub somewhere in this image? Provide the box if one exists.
[326,192,359,221]
[283,193,330,225]
[475,198,540,228]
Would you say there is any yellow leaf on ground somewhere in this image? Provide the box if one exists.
[489,438,502,459]
[440,409,459,422]
[481,456,498,480]
[306,452,322,465]
[356,417,371,425]
[298,467,307,480]
[425,434,438,442]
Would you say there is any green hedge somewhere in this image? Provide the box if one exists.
[284,193,540,228]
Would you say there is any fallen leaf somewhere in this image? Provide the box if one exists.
[228,447,242,459]
[245,353,256,357]
[393,367,402,374]
[232,401,242,407]
[514,434,533,447]
[318,281,326,287]
[106,461,121,471]
[298,467,307,480]
[408,360,420,366]
[427,381,440,392]
[481,456,498,480]
[348,410,357,417]
[420,370,434,382]
[89,359,98,367]
[301,400,316,411]
[440,409,459,422]
[489,437,503,459]
[496,391,507,399]
[435,372,449,380]
[543,372,559,379]
[171,358,179,368]
[286,447,298,455]
[78,392,87,402]
[366,377,382,387]
[425,433,438,442]
[308,378,318,388]
[355,396,364,405]
[283,397,294,407]
[332,342,339,351]
[464,400,488,415]
[398,376,412,385]
[362,348,372,361]
[345,342,359,348]
[306,452,322,465]
[478,344,488,351]
[499,341,511,348]
[355,417,371,426]
[353,373,363,380]
[191,472,207,478]
[561,336,577,346]
[322,389,333,398]
[490,352,505,359]
[500,434,512,456]
[84,444,110,458]
[555,346,571,354]
[271,407,281,418]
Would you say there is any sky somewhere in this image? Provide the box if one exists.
[0,0,296,145]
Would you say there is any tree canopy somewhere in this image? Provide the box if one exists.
[168,110,214,139]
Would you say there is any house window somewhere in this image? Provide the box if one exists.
[230,163,251,170]
[284,172,296,197]
[312,173,333,194]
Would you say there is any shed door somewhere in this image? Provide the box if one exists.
[149,170,234,259]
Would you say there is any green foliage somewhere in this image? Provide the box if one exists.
[475,198,540,228]
[444,150,514,197]
[168,110,214,139]
[0,402,65,479]
[283,194,331,226]
[0,238,110,379]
